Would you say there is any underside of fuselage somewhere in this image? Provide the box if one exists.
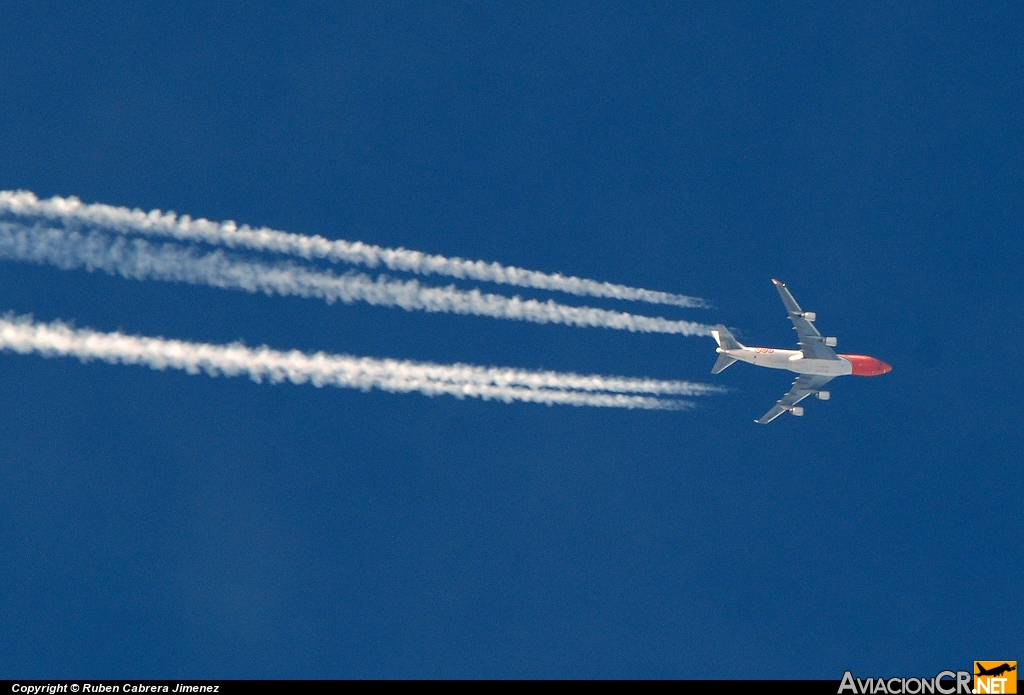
[717,347,854,377]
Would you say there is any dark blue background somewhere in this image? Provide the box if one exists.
[1,2,1020,678]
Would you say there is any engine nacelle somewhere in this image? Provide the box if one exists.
[816,391,831,400]
[790,406,804,416]
[824,336,837,347]
[802,311,816,321]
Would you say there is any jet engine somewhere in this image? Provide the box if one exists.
[801,311,816,321]
[790,406,804,416]
[816,391,830,400]
[824,336,837,347]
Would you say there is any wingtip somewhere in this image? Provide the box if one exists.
[772,278,783,286]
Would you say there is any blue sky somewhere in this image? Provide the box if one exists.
[0,2,1020,678]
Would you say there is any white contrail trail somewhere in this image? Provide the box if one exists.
[0,314,712,408]
[0,223,714,336]
[0,190,708,308]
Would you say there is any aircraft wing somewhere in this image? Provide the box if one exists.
[756,374,835,424]
[772,279,840,361]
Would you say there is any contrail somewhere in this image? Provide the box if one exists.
[0,190,708,308]
[0,314,712,408]
[0,223,714,336]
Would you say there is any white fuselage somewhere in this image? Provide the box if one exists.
[718,346,853,377]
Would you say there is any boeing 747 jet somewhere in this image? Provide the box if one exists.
[712,279,891,424]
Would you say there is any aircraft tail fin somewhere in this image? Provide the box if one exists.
[711,325,743,350]
[711,353,737,374]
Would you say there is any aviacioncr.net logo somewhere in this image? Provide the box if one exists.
[839,671,972,694]
[974,662,1017,694]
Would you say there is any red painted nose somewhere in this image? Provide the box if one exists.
[840,354,892,376]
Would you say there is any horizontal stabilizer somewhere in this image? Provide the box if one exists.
[711,354,737,374]
[711,325,743,350]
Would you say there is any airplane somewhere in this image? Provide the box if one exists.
[975,663,1016,678]
[711,279,891,424]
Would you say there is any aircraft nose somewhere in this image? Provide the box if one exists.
[840,354,893,376]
